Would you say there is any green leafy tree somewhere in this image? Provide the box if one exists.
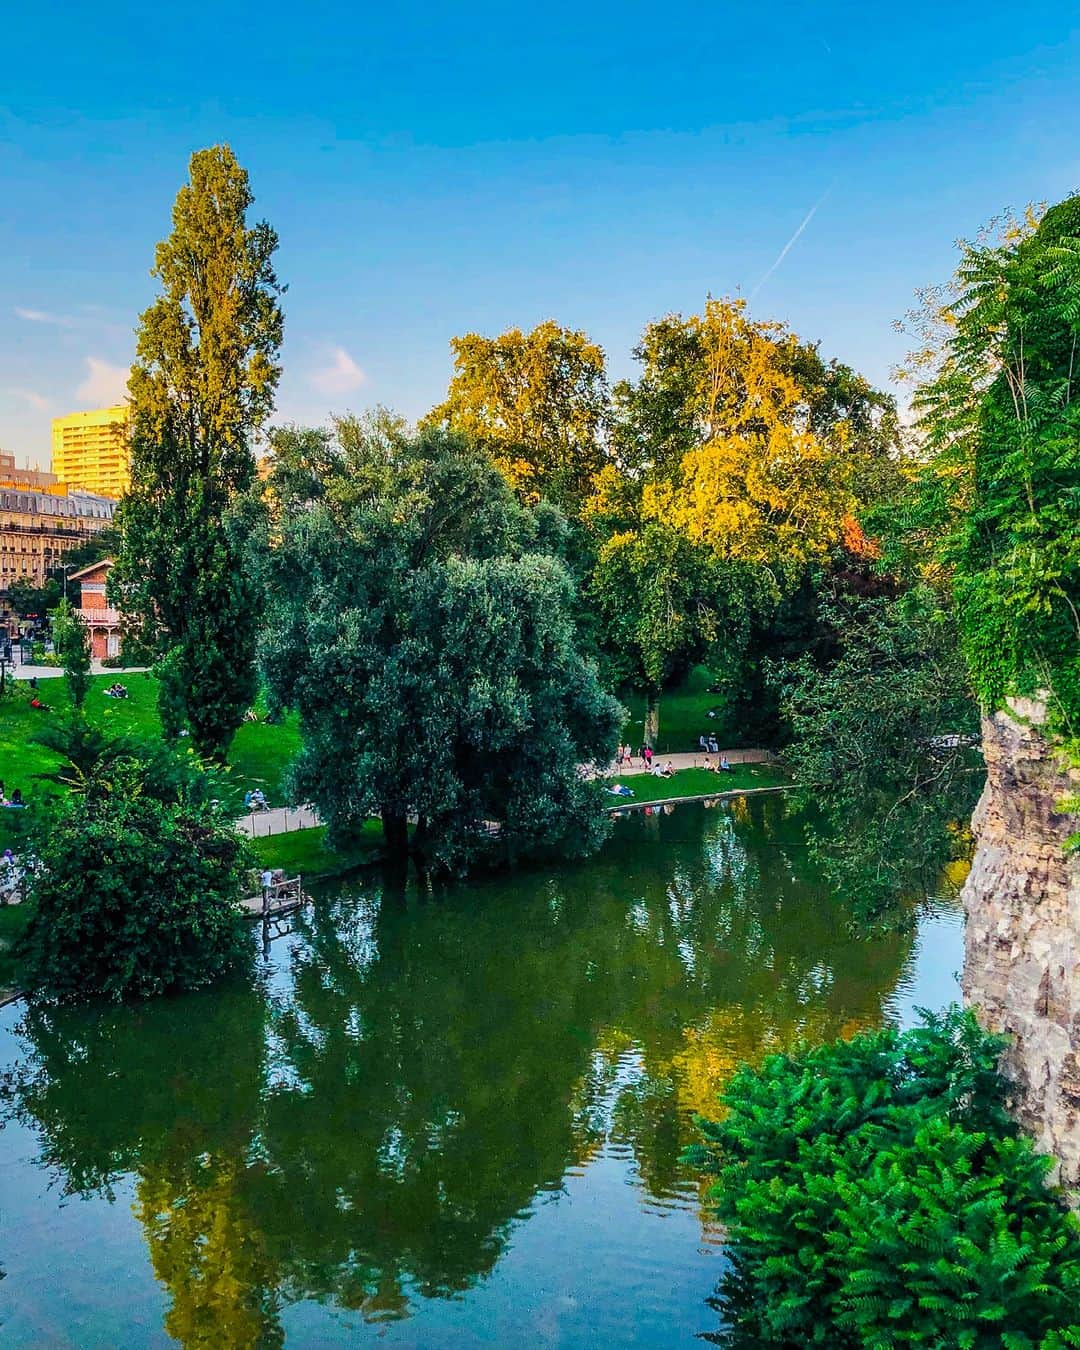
[31,717,132,793]
[688,1007,1080,1347]
[589,521,771,745]
[112,144,283,760]
[262,422,620,871]
[7,575,60,622]
[49,596,92,710]
[424,321,609,509]
[900,197,1080,739]
[774,589,980,918]
[18,742,253,1001]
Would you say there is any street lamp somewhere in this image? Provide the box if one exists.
[55,561,76,601]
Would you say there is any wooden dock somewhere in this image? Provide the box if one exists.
[242,876,307,919]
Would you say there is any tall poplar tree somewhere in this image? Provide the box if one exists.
[113,145,284,758]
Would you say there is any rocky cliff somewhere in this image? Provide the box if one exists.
[962,697,1080,1197]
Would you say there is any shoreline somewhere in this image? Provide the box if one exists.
[608,783,793,813]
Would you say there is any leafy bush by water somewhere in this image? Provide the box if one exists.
[687,1008,1080,1347]
[18,735,253,1001]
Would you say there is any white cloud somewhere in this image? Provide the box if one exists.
[5,387,51,412]
[15,306,77,328]
[310,346,366,396]
[77,357,129,406]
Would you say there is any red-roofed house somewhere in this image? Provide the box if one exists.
[70,558,123,660]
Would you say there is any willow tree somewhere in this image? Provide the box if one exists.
[113,145,284,758]
[262,421,620,871]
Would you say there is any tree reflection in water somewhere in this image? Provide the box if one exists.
[2,797,935,1345]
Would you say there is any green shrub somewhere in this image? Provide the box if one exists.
[687,1008,1080,1347]
[18,743,253,1001]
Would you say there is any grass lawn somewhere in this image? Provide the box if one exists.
[609,761,790,804]
[249,821,385,880]
[621,665,739,755]
[0,672,302,820]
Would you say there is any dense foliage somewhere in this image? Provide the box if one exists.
[688,1008,1080,1347]
[903,197,1080,740]
[586,298,904,743]
[19,740,252,1000]
[49,596,92,710]
[776,588,981,916]
[262,418,621,871]
[113,144,282,760]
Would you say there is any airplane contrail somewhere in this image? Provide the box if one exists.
[750,186,832,301]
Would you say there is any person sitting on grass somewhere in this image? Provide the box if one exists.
[718,755,732,772]
[29,695,49,712]
[5,788,26,808]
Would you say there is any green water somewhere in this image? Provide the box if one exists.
[0,798,962,1347]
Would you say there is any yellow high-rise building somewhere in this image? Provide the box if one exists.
[51,405,130,499]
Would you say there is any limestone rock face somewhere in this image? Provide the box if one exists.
[962,698,1080,1197]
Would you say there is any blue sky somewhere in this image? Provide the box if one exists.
[2,1,1079,468]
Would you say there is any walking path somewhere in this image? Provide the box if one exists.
[237,803,321,838]
[236,748,777,839]
[11,662,149,680]
[610,747,774,777]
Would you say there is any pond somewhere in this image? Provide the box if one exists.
[0,797,963,1347]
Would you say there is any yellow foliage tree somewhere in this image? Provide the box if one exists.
[639,298,856,565]
[424,320,608,507]
[137,1158,283,1348]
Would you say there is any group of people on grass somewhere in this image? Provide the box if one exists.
[614,740,734,777]
[104,682,128,699]
[0,781,25,809]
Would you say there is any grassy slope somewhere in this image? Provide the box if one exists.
[609,762,789,804]
[249,821,384,879]
[0,673,301,810]
[621,664,740,755]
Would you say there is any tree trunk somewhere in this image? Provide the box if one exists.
[381,807,409,863]
[644,686,660,749]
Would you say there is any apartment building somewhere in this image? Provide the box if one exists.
[0,451,65,495]
[0,487,115,592]
[51,404,130,498]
